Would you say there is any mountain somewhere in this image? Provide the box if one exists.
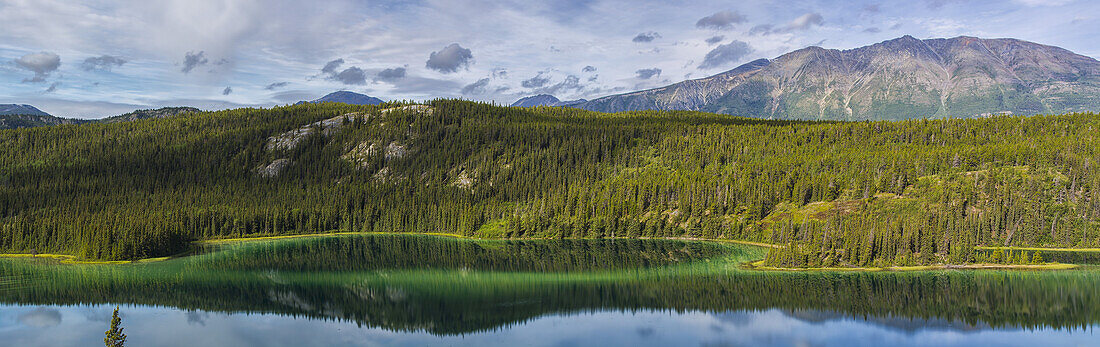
[0,104,50,116]
[1,105,202,130]
[2,100,1099,267]
[0,104,90,129]
[577,36,1100,120]
[0,114,88,129]
[101,107,201,123]
[299,91,384,106]
[511,94,588,107]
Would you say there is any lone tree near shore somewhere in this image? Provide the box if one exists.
[104,306,126,347]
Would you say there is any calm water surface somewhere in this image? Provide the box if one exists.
[1,234,1098,346]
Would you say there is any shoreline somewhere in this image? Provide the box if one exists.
[0,232,1087,272]
[745,260,1079,272]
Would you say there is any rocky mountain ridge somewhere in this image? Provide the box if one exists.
[575,36,1100,120]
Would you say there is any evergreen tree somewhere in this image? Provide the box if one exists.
[104,306,126,347]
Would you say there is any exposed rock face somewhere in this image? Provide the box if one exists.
[255,158,292,177]
[380,105,434,115]
[383,142,407,160]
[267,112,371,151]
[452,169,475,189]
[576,36,1100,120]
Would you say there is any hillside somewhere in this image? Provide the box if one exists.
[299,91,384,105]
[0,104,50,117]
[0,104,88,129]
[577,36,1100,120]
[511,94,587,107]
[101,107,201,123]
[0,100,1098,265]
[0,114,88,129]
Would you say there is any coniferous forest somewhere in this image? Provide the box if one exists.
[1,100,1098,266]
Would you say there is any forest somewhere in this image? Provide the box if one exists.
[0,99,1098,266]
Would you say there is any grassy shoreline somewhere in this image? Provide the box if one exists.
[746,260,1079,272]
[0,232,1088,272]
[976,246,1100,252]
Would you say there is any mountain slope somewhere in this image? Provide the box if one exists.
[0,104,50,116]
[577,36,1100,120]
[301,91,384,105]
[510,94,588,107]
[101,107,201,123]
[0,104,91,129]
[2,100,1099,264]
[511,94,562,107]
[0,114,88,129]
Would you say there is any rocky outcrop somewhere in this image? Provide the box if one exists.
[255,158,292,177]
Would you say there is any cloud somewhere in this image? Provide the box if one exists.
[376,67,407,81]
[461,77,490,95]
[81,55,127,71]
[264,82,289,90]
[222,86,232,95]
[788,13,825,30]
[533,75,584,95]
[46,82,59,93]
[635,68,661,79]
[582,65,597,73]
[632,32,660,43]
[749,24,774,35]
[1014,0,1072,6]
[491,67,508,78]
[389,76,462,96]
[705,35,725,45]
[321,59,344,75]
[181,51,208,73]
[186,311,209,326]
[698,40,753,69]
[331,66,367,85]
[271,90,316,103]
[924,0,949,10]
[863,27,881,33]
[522,72,551,88]
[425,43,473,73]
[318,59,366,85]
[14,52,60,82]
[695,11,747,30]
[18,307,61,328]
[751,13,824,35]
[863,4,881,13]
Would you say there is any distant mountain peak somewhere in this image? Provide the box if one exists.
[0,104,50,117]
[300,91,384,106]
[101,106,201,123]
[511,94,588,108]
[575,35,1100,120]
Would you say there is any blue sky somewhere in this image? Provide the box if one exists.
[1,0,1097,118]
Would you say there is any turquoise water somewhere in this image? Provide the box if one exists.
[1,234,1097,346]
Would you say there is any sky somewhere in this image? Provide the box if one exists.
[1,0,1097,119]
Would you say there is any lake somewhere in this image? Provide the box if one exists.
[1,234,1098,346]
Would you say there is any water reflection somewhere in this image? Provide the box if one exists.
[1,306,1095,347]
[191,234,735,272]
[0,234,1098,344]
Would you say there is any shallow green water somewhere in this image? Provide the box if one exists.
[1,234,1098,345]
